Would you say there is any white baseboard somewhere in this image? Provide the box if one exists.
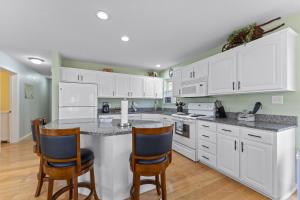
[18,132,31,142]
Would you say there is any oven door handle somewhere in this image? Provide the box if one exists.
[175,130,184,135]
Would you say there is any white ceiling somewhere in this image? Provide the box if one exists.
[0,0,300,76]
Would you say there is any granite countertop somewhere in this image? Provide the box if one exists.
[44,118,173,136]
[197,117,297,132]
[98,110,175,116]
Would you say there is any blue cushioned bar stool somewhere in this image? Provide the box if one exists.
[130,125,174,200]
[40,127,99,200]
[31,117,49,197]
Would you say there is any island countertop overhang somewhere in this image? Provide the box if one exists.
[44,118,173,136]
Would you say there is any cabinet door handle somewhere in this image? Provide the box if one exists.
[202,145,209,149]
[248,134,262,138]
[241,142,244,152]
[234,140,237,151]
[232,82,235,90]
[77,75,80,81]
[193,71,195,78]
[202,125,209,128]
[81,75,83,81]
[202,135,209,138]
[221,128,232,132]
[202,156,209,160]
[179,89,181,95]
[113,91,115,96]
[190,72,192,78]
[238,81,241,90]
[128,92,130,96]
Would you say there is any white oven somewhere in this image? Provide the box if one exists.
[180,82,207,97]
[172,117,197,161]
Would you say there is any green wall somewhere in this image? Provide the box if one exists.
[51,51,61,121]
[61,58,150,76]
[160,11,300,147]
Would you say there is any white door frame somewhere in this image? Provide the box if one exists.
[10,73,20,143]
[0,67,20,143]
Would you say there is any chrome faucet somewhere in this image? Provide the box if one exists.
[131,101,138,112]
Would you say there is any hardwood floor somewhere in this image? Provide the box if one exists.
[0,137,297,200]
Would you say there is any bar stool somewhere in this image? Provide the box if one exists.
[130,125,174,200]
[31,117,48,197]
[40,127,99,200]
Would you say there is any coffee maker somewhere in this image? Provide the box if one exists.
[102,102,110,113]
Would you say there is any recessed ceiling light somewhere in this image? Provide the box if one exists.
[28,57,44,65]
[121,35,130,42]
[156,64,161,68]
[96,10,109,20]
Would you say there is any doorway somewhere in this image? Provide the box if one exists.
[0,67,19,145]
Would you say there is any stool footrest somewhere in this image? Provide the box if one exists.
[52,181,93,200]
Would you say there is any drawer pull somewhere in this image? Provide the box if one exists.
[202,156,209,160]
[202,125,209,128]
[202,135,209,138]
[234,140,237,151]
[202,145,209,149]
[221,128,232,132]
[248,134,262,138]
[241,142,244,152]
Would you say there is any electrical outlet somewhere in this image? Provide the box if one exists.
[272,96,283,105]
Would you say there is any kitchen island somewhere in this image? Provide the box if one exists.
[45,118,173,200]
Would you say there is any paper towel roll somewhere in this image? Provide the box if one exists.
[121,100,128,124]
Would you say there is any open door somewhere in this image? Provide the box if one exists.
[0,67,19,145]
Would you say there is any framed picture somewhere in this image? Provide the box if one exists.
[25,83,34,99]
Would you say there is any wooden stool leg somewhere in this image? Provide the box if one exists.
[155,175,161,195]
[133,173,140,200]
[68,179,73,200]
[161,171,167,200]
[73,177,78,200]
[47,178,54,200]
[90,167,100,200]
[35,158,45,197]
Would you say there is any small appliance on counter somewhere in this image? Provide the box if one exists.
[237,102,262,122]
[175,101,185,113]
[215,100,227,118]
[102,102,110,113]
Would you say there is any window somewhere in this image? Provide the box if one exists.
[163,79,176,103]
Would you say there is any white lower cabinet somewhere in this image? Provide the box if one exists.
[240,139,273,195]
[217,134,239,179]
[197,120,296,199]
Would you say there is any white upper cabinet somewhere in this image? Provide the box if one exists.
[172,69,182,97]
[208,50,237,95]
[237,29,296,92]
[181,64,195,83]
[115,74,131,98]
[60,67,97,83]
[144,77,155,98]
[154,78,163,98]
[181,60,209,84]
[130,76,144,98]
[193,60,209,81]
[208,28,297,96]
[97,72,116,97]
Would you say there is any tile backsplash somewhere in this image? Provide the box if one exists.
[97,98,162,109]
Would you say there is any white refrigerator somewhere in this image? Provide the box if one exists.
[59,82,98,119]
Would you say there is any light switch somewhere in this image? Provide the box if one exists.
[272,96,283,104]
